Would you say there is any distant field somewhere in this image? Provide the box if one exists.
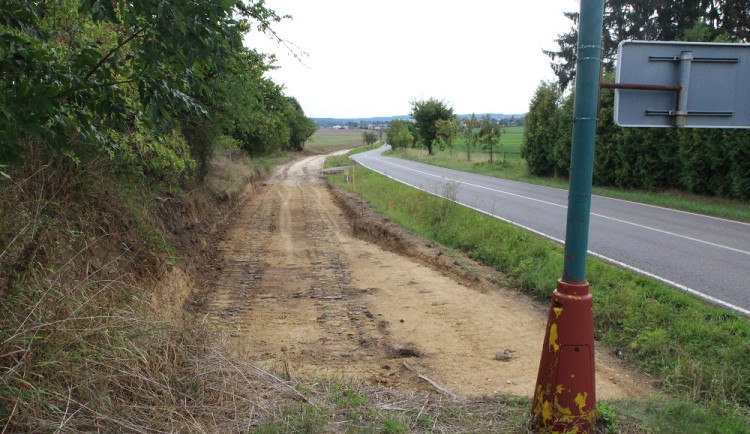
[400,126,526,167]
[451,125,524,159]
[500,126,524,152]
[305,128,381,154]
[307,126,521,157]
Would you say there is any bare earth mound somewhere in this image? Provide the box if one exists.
[196,154,650,399]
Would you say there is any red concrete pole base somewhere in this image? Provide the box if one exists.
[532,279,596,433]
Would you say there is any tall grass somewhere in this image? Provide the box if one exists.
[0,148,293,431]
[329,166,750,425]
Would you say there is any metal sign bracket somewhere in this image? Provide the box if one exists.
[610,40,750,128]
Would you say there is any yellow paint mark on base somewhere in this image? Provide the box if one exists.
[575,392,588,414]
[549,323,560,352]
[542,400,553,423]
[554,395,574,423]
[533,385,545,417]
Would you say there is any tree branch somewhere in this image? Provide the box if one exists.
[52,50,152,101]
[85,26,148,80]
[51,78,137,100]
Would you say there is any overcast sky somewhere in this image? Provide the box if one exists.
[246,0,581,118]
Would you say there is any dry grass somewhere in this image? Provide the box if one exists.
[205,149,270,202]
[0,148,540,433]
[0,149,295,432]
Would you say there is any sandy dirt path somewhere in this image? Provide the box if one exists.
[201,154,647,399]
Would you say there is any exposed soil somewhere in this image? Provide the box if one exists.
[195,153,651,399]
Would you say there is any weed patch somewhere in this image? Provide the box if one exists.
[0,151,280,431]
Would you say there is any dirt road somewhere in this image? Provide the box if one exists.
[201,154,646,399]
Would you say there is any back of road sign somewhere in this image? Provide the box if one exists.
[614,40,750,128]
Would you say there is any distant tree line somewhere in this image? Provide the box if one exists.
[314,119,396,129]
[523,0,750,199]
[317,116,522,131]
[498,116,525,127]
[0,0,316,183]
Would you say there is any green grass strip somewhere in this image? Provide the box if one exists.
[331,167,750,422]
[323,146,373,169]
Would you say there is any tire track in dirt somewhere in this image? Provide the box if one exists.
[204,157,396,386]
[201,154,652,399]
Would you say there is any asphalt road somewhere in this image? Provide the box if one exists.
[351,145,750,315]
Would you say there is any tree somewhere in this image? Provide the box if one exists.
[477,116,502,164]
[386,120,414,149]
[522,82,561,176]
[435,119,459,156]
[0,0,287,175]
[362,131,378,147]
[223,70,294,156]
[182,47,273,175]
[461,114,480,162]
[284,97,317,151]
[410,98,454,155]
[543,0,750,90]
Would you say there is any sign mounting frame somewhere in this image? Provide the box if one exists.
[612,40,750,128]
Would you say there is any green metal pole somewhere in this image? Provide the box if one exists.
[532,1,604,432]
[562,0,605,284]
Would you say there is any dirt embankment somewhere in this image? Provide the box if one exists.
[191,154,651,399]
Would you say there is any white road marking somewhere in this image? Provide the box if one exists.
[370,158,750,257]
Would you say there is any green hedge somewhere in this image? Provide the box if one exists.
[523,81,750,199]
